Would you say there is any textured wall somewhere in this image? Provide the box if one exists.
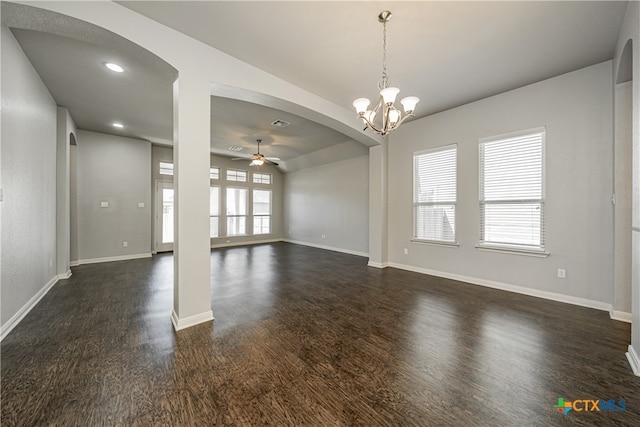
[1,26,58,326]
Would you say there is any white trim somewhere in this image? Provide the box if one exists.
[58,270,72,280]
[171,309,214,331]
[367,261,390,269]
[76,253,152,265]
[626,345,640,376]
[70,260,80,267]
[388,262,611,312]
[479,126,547,144]
[610,309,632,323]
[1,275,58,341]
[475,244,549,258]
[412,239,459,248]
[283,239,369,258]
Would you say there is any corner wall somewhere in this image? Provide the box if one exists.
[1,25,58,331]
[284,155,369,256]
[388,61,615,309]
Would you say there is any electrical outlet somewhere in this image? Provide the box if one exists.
[123,241,128,248]
[557,268,566,279]
[321,234,326,239]
[100,201,109,208]
[403,248,408,255]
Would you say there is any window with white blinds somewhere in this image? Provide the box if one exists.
[413,145,457,243]
[479,128,545,252]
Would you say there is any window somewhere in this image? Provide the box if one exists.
[210,186,220,238]
[210,167,220,180]
[226,187,247,236]
[159,162,173,176]
[226,169,247,182]
[253,172,271,184]
[413,145,457,243]
[253,189,271,234]
[479,128,545,252]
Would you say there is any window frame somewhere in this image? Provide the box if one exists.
[225,186,248,236]
[159,161,174,176]
[412,144,458,246]
[210,167,220,180]
[209,185,220,238]
[226,168,247,182]
[253,172,272,185]
[252,188,272,235]
[477,127,548,257]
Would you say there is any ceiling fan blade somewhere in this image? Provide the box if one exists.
[266,157,281,161]
[265,159,279,166]
[231,157,247,161]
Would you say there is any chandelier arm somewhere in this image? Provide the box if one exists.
[392,112,414,130]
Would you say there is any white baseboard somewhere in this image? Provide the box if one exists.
[626,345,640,376]
[57,269,72,280]
[283,239,368,258]
[171,309,214,331]
[76,253,152,265]
[210,238,283,249]
[367,261,390,268]
[387,262,612,313]
[610,309,632,323]
[1,275,58,341]
[70,260,80,267]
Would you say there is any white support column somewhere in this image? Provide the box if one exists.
[368,139,389,268]
[171,74,214,331]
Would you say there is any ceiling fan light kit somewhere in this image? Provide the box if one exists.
[353,10,419,136]
[233,139,279,167]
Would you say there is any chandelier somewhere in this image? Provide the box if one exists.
[353,10,419,136]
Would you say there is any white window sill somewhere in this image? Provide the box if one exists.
[411,239,459,248]
[475,244,549,258]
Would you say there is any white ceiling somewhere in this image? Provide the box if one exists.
[2,1,629,169]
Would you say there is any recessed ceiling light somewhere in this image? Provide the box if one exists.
[105,63,124,73]
[112,122,124,128]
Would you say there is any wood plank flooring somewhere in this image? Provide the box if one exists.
[2,242,639,426]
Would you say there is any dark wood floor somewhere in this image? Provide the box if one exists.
[2,242,638,426]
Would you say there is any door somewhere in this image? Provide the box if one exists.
[155,181,174,252]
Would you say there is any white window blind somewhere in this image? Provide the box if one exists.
[479,128,545,251]
[413,145,457,243]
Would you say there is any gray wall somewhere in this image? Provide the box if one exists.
[1,25,58,326]
[76,130,152,261]
[388,61,615,306]
[284,155,369,256]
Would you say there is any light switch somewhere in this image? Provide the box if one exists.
[100,201,109,208]
[138,202,145,208]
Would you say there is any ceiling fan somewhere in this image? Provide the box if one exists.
[233,139,279,166]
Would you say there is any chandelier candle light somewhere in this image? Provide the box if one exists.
[353,10,419,136]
